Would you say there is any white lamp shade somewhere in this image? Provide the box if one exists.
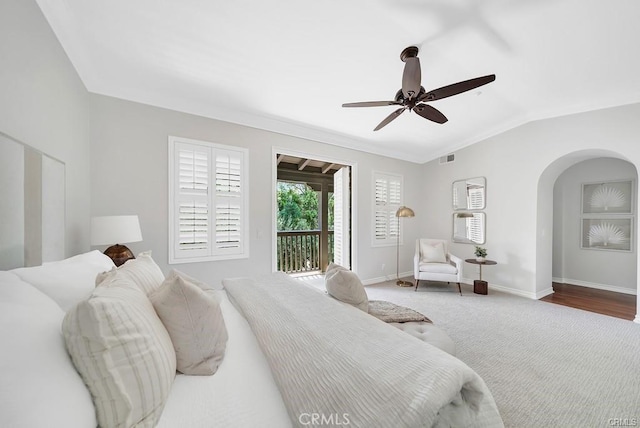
[91,215,143,245]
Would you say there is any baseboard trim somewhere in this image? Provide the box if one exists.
[362,271,413,286]
[461,277,548,299]
[634,315,640,324]
[552,277,637,296]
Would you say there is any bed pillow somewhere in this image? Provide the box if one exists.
[96,251,164,295]
[0,273,97,428]
[63,274,176,428]
[325,268,368,312]
[150,270,228,375]
[421,241,447,263]
[11,250,115,311]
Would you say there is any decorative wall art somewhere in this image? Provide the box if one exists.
[582,180,633,214]
[581,218,632,252]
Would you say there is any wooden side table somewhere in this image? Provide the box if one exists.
[464,259,497,295]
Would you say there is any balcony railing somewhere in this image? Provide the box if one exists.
[277,230,334,273]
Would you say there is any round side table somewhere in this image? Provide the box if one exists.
[464,259,497,295]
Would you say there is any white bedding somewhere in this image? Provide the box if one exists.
[157,289,291,428]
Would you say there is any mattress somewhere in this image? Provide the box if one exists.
[157,289,291,427]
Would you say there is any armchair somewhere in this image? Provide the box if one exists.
[414,239,462,295]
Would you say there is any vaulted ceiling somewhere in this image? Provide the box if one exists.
[36,0,640,163]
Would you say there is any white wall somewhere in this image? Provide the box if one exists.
[552,158,637,293]
[89,94,423,287]
[0,0,91,256]
[420,103,640,308]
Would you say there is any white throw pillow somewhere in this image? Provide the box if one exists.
[151,270,229,375]
[11,250,115,311]
[0,272,97,428]
[96,250,164,295]
[421,241,447,263]
[63,275,176,428]
[325,268,368,312]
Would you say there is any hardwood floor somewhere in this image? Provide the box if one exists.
[540,282,636,321]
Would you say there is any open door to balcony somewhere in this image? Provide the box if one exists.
[275,152,353,275]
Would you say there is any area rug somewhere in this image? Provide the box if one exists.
[296,275,640,427]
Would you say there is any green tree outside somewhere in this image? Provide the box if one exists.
[277,181,334,231]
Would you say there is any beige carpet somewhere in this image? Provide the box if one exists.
[300,276,640,427]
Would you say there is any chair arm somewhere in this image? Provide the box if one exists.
[413,241,421,278]
[449,254,463,270]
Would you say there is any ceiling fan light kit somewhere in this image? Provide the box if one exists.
[342,46,496,131]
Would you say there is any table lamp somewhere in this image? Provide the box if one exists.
[91,215,143,266]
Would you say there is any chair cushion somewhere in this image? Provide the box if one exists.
[418,262,457,275]
[420,241,447,263]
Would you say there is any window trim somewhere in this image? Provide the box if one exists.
[168,135,249,264]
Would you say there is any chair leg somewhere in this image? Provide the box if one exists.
[414,279,419,291]
[457,282,462,296]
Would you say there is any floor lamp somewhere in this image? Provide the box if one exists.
[395,206,415,287]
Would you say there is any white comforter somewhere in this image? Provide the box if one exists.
[223,273,504,428]
[158,289,291,427]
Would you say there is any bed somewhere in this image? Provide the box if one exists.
[0,251,503,427]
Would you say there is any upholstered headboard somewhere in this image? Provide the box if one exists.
[0,132,65,269]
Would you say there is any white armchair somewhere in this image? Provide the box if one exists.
[414,239,462,295]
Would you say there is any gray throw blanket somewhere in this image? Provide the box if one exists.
[368,300,432,323]
[223,273,503,428]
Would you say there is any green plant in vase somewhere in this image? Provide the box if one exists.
[474,246,487,262]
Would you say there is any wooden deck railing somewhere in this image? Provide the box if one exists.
[277,230,334,273]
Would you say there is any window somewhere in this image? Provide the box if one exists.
[372,171,403,246]
[168,136,248,263]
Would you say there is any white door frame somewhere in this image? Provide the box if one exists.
[271,146,358,274]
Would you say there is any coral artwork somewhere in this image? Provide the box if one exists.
[590,185,626,211]
[588,222,628,247]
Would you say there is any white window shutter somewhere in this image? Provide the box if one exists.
[372,172,403,246]
[169,137,248,263]
[213,150,244,255]
[333,167,350,269]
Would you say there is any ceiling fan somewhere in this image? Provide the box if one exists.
[342,46,496,131]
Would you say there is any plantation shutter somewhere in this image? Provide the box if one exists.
[468,216,484,243]
[468,186,484,210]
[333,166,350,269]
[174,143,210,259]
[169,137,248,263]
[214,149,244,255]
[373,172,403,246]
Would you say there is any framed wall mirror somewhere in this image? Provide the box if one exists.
[452,212,486,244]
[0,132,65,269]
[452,176,486,210]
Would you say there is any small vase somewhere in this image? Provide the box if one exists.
[476,257,485,262]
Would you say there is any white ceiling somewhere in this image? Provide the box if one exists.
[37,0,640,163]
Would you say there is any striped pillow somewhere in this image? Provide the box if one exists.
[63,275,176,427]
[95,251,165,295]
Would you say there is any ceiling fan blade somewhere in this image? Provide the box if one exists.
[402,57,421,100]
[413,104,448,124]
[342,101,401,108]
[374,108,406,131]
[420,74,496,102]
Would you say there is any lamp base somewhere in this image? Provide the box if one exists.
[104,244,135,267]
[396,279,413,287]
